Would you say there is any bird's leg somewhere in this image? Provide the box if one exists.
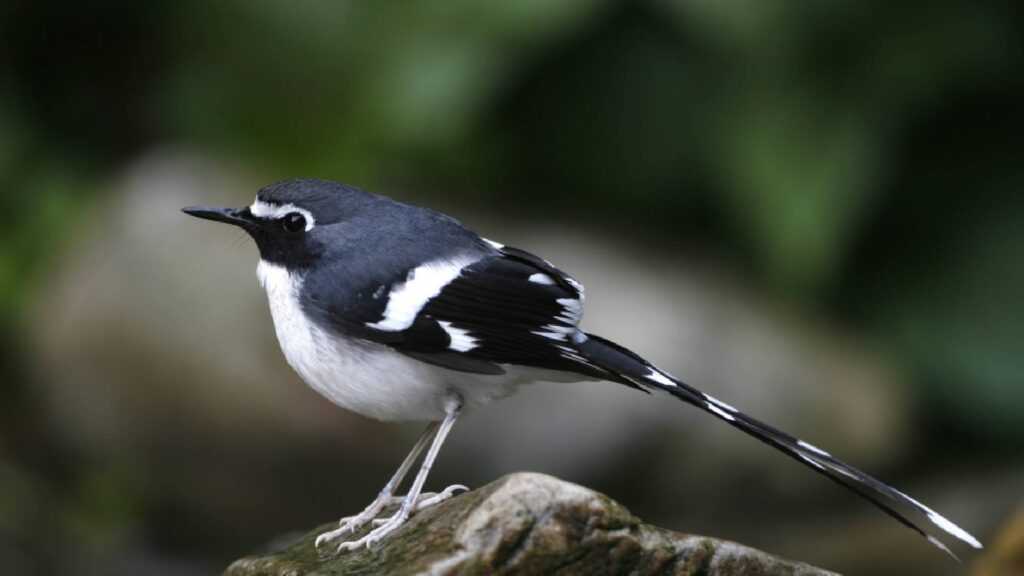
[314,420,440,548]
[336,397,464,552]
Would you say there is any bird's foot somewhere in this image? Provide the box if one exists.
[368,484,467,526]
[316,495,398,546]
[314,484,468,551]
[334,508,410,552]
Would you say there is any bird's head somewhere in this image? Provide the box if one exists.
[183,178,378,269]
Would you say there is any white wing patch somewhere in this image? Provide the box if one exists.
[532,297,583,341]
[556,297,582,322]
[533,325,575,341]
[250,199,316,231]
[529,273,555,285]
[438,321,478,352]
[367,254,481,332]
[565,276,585,305]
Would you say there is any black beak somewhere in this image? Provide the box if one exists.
[182,205,253,228]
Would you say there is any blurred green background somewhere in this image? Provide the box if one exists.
[1,1,1022,574]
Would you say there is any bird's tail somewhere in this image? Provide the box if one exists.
[573,332,982,558]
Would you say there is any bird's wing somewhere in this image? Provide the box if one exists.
[316,244,618,378]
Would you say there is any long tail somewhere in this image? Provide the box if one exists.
[574,332,982,558]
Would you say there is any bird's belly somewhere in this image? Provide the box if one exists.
[287,331,548,420]
[287,334,462,421]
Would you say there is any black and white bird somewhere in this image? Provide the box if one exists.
[183,178,981,557]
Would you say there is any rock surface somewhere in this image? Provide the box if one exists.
[225,472,836,576]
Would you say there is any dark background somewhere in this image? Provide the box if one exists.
[1,1,1021,574]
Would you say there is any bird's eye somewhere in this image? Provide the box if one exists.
[282,212,307,233]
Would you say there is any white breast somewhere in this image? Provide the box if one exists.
[256,261,571,421]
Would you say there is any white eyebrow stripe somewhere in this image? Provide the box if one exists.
[250,199,316,231]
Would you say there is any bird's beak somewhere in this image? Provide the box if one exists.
[181,205,254,228]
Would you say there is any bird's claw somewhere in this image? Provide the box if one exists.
[314,484,470,551]
[335,509,409,552]
[368,484,468,526]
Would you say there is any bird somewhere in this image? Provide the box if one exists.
[183,178,981,557]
